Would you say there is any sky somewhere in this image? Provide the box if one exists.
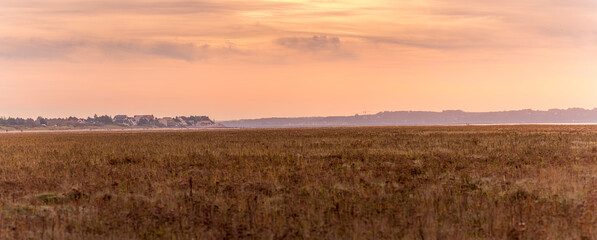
[1,0,596,120]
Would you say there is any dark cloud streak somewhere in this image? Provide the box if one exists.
[0,38,216,61]
[274,35,354,60]
[276,36,340,52]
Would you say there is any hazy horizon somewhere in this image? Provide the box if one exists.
[2,0,596,120]
[3,107,597,122]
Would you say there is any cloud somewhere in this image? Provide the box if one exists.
[98,41,212,61]
[281,30,510,51]
[0,38,84,60]
[276,35,340,52]
[1,0,595,63]
[357,35,491,50]
[0,0,302,16]
[316,0,597,52]
[274,35,354,60]
[0,38,215,61]
[425,0,597,44]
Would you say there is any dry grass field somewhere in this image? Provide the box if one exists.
[2,126,597,239]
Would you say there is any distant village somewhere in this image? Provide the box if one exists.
[0,115,221,128]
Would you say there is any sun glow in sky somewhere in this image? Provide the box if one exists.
[1,0,596,120]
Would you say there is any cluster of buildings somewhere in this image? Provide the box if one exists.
[0,115,217,128]
[112,115,215,127]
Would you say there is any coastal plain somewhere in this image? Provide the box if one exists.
[1,126,597,239]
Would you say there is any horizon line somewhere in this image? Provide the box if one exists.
[3,107,597,122]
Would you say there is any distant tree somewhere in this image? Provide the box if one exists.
[36,116,47,125]
[6,117,22,125]
[95,115,113,124]
[25,118,35,127]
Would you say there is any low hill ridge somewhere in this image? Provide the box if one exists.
[221,108,597,128]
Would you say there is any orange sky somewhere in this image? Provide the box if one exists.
[1,0,596,120]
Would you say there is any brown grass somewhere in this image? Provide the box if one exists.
[1,126,597,239]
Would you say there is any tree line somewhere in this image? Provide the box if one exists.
[0,115,114,126]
